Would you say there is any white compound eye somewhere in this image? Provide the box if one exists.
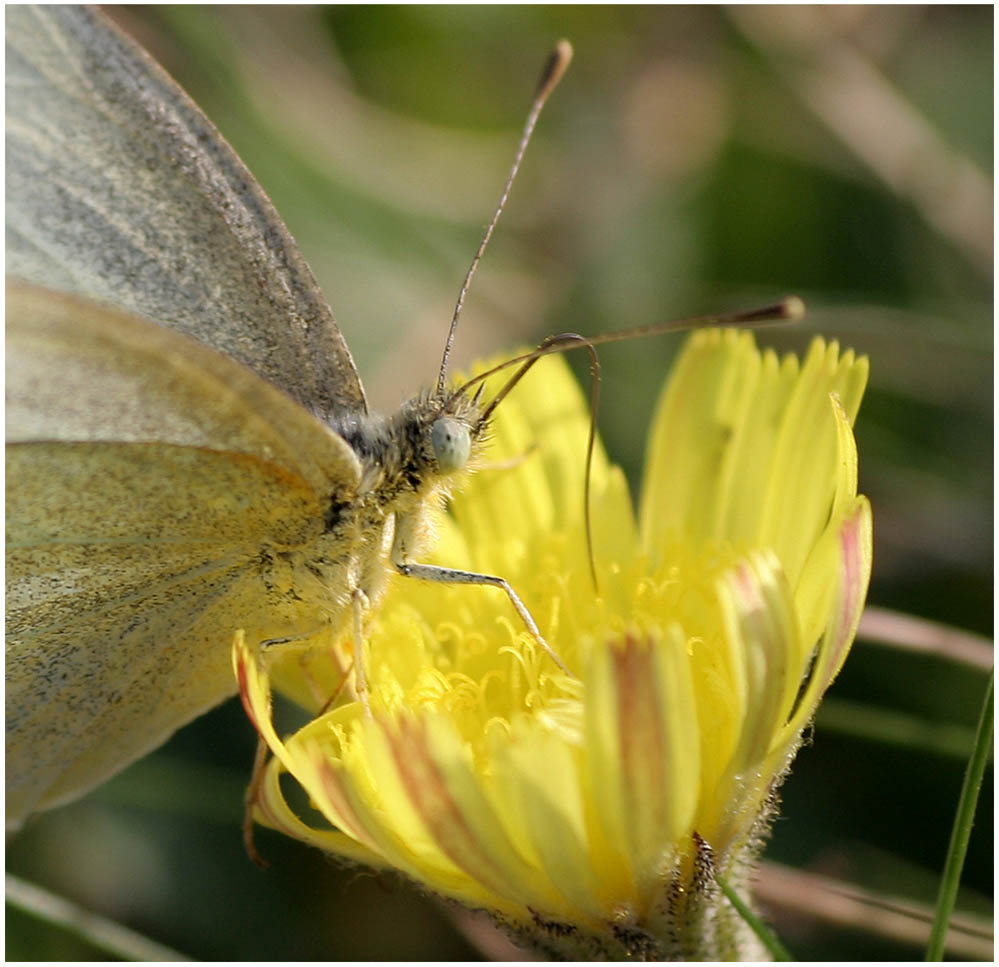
[431,416,471,473]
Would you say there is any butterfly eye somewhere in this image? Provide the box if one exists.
[431,416,471,473]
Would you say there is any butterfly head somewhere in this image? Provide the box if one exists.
[426,382,488,478]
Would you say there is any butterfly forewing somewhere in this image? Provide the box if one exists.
[6,280,362,494]
[5,4,366,421]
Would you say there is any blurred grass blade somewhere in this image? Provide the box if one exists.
[817,698,979,759]
[858,606,993,671]
[756,862,992,960]
[925,671,993,961]
[715,872,793,961]
[728,6,993,278]
[5,874,189,962]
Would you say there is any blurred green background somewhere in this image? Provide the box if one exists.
[7,5,992,961]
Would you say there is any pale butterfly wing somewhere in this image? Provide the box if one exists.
[6,280,362,824]
[5,4,366,421]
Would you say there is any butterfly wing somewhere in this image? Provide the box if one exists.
[5,4,367,421]
[6,281,362,824]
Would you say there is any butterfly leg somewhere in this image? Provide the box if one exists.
[394,561,573,678]
[352,588,373,716]
[243,735,270,869]
[258,626,353,710]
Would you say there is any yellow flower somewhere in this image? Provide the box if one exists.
[235,329,872,959]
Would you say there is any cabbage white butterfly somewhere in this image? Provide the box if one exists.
[6,7,797,830]
[5,5,574,827]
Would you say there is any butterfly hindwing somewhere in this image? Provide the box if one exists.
[5,281,362,823]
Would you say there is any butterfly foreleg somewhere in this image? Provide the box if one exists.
[391,560,572,679]
[389,505,571,677]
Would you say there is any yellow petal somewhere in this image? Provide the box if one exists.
[755,339,868,586]
[497,720,606,922]
[640,329,763,556]
[585,624,700,899]
[776,496,873,756]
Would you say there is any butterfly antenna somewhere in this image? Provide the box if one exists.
[456,294,807,414]
[435,40,573,399]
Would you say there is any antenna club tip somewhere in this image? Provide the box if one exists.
[781,295,806,321]
[555,38,574,67]
[538,39,573,98]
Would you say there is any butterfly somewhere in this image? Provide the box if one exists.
[6,6,576,828]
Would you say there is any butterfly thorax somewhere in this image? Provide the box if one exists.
[265,389,488,628]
